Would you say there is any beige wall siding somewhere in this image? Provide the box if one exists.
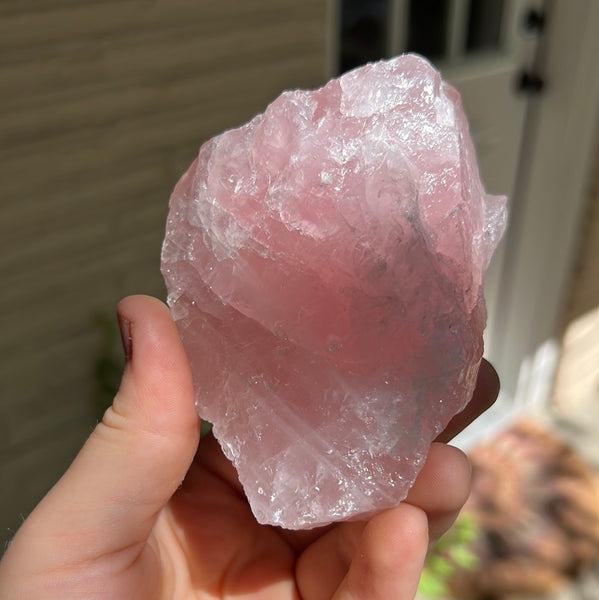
[0,0,327,543]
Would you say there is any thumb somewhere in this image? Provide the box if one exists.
[5,295,199,572]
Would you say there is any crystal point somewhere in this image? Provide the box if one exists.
[161,54,506,529]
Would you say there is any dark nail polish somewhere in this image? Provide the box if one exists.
[117,314,133,362]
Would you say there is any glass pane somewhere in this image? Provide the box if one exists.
[339,0,389,73]
[466,0,504,53]
[406,0,450,61]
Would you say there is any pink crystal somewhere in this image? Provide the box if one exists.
[161,54,506,529]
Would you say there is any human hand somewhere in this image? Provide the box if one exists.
[0,295,499,599]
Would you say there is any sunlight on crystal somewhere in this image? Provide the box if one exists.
[161,54,506,529]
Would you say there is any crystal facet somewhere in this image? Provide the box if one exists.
[161,54,507,529]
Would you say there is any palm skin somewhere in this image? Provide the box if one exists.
[0,296,499,600]
[159,437,479,599]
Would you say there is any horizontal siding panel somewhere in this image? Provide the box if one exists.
[1,56,323,183]
[0,0,120,18]
[0,23,323,114]
[0,1,323,53]
[1,0,327,539]
[1,57,323,155]
[1,337,99,454]
[1,425,92,546]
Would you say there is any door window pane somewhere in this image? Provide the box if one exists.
[466,0,504,53]
[339,0,389,73]
[338,0,507,73]
[406,0,450,60]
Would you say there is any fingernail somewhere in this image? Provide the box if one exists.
[117,313,133,362]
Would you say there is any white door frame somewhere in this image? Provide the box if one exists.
[490,0,599,405]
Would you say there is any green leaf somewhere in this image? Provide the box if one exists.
[418,570,450,597]
[427,554,455,577]
[448,544,479,570]
[454,512,478,544]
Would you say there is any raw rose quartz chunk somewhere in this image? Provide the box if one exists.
[161,54,506,529]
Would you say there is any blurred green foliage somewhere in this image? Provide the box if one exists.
[92,311,124,419]
[418,511,480,598]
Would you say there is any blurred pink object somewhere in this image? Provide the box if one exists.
[161,54,506,529]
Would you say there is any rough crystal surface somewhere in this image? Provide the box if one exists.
[161,54,507,529]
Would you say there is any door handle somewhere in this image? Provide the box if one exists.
[517,71,545,95]
[522,8,546,36]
